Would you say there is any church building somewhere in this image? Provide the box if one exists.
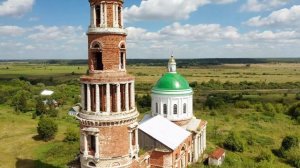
[138,56,207,167]
[71,0,207,167]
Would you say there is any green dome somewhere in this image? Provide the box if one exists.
[153,72,192,91]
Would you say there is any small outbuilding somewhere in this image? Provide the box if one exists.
[208,148,225,166]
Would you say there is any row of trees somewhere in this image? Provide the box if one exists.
[190,80,300,90]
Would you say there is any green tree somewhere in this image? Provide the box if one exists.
[35,97,46,116]
[64,128,79,143]
[12,90,30,112]
[37,117,58,141]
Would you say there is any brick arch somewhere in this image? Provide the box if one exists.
[90,40,103,49]
[118,40,126,49]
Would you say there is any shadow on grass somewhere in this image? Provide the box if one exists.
[16,158,60,168]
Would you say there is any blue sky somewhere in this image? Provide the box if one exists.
[0,0,299,59]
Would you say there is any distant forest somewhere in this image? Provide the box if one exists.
[1,58,300,66]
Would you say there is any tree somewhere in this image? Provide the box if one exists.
[37,117,58,141]
[223,132,244,152]
[36,97,46,116]
[12,90,30,112]
[64,128,79,143]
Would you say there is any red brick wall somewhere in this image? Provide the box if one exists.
[98,125,130,158]
[88,34,126,71]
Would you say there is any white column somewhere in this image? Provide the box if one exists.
[87,84,91,112]
[100,3,103,27]
[104,3,107,27]
[115,4,119,27]
[112,3,116,27]
[130,82,135,108]
[106,84,111,113]
[129,131,133,153]
[204,128,207,149]
[90,5,95,27]
[135,128,139,149]
[194,136,198,161]
[120,6,123,28]
[95,134,100,158]
[96,84,100,113]
[81,84,85,109]
[83,133,88,156]
[125,83,129,111]
[117,84,121,112]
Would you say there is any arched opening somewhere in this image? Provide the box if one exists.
[119,43,126,70]
[95,5,101,27]
[88,162,96,167]
[156,103,158,114]
[163,104,167,115]
[173,104,178,114]
[183,103,187,114]
[90,41,103,71]
[118,6,122,27]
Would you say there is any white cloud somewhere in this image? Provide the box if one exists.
[245,5,300,27]
[124,0,236,21]
[28,25,84,41]
[0,0,35,17]
[240,0,288,12]
[0,26,26,36]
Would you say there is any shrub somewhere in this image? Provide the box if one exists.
[64,128,79,143]
[296,93,300,100]
[285,148,300,168]
[287,103,300,121]
[37,117,58,141]
[205,95,225,109]
[281,136,299,151]
[255,103,265,112]
[255,149,274,163]
[223,132,244,152]
[235,101,252,109]
[263,103,276,117]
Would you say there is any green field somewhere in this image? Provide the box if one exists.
[0,62,299,168]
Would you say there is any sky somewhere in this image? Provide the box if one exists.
[0,0,299,59]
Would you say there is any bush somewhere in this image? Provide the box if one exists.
[223,132,244,152]
[287,103,300,121]
[235,101,252,109]
[36,97,46,116]
[263,103,276,117]
[205,95,225,109]
[64,128,79,143]
[255,103,265,112]
[281,136,299,151]
[296,93,300,100]
[255,149,274,163]
[37,117,58,141]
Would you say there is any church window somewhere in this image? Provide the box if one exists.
[173,104,178,114]
[163,104,167,115]
[156,103,158,114]
[183,103,187,114]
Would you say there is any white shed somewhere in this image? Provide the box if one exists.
[208,148,225,166]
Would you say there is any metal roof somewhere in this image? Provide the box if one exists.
[138,115,191,150]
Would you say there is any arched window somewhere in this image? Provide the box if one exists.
[183,103,187,114]
[156,103,158,114]
[163,104,167,115]
[119,43,126,70]
[173,104,178,114]
[90,41,102,50]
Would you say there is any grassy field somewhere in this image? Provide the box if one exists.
[0,62,299,167]
[1,62,299,83]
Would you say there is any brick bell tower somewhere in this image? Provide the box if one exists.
[77,0,139,167]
